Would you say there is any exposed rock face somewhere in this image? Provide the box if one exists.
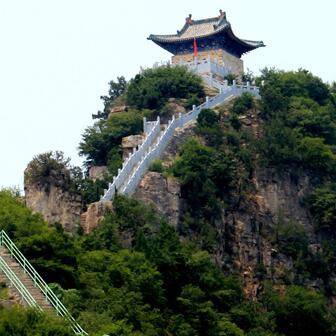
[130,103,322,297]
[167,98,186,115]
[133,121,196,227]
[121,134,145,160]
[108,105,128,116]
[160,98,187,123]
[134,172,180,227]
[80,201,113,234]
[217,168,318,297]
[255,169,314,233]
[89,166,109,181]
[25,184,82,233]
[24,163,82,234]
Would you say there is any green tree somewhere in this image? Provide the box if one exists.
[0,306,73,336]
[0,189,47,239]
[126,65,204,110]
[275,286,330,336]
[79,110,143,167]
[230,92,255,115]
[307,183,336,231]
[92,76,127,120]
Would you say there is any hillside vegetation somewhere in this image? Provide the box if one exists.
[78,65,204,206]
[1,189,336,335]
[1,67,336,335]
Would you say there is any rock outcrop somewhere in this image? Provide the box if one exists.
[89,166,109,181]
[121,134,145,160]
[80,201,113,234]
[133,121,196,227]
[24,161,82,234]
[134,172,180,227]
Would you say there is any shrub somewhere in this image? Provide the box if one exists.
[126,65,204,110]
[307,183,336,231]
[197,109,219,127]
[224,73,237,85]
[298,137,336,174]
[79,110,143,167]
[0,189,47,239]
[149,159,163,173]
[25,151,72,191]
[186,93,202,109]
[230,93,255,115]
[276,220,309,258]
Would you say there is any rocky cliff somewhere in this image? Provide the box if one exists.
[132,104,323,297]
[24,159,82,234]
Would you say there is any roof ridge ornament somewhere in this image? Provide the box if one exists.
[219,9,226,19]
[186,14,193,25]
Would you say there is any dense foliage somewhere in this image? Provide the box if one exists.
[126,65,204,110]
[1,190,336,335]
[307,183,336,232]
[258,68,336,176]
[79,110,143,168]
[25,151,77,192]
[0,306,73,336]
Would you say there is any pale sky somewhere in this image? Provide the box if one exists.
[0,0,335,189]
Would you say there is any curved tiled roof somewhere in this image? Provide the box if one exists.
[148,11,265,51]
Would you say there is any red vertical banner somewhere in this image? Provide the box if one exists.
[193,38,197,57]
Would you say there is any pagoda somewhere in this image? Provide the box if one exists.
[148,10,264,78]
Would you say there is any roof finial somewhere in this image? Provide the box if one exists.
[186,14,193,25]
[219,9,226,19]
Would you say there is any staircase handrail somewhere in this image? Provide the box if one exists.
[101,82,260,201]
[121,87,241,195]
[0,256,40,309]
[0,230,87,335]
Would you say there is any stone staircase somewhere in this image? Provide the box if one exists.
[0,247,53,311]
[101,81,260,202]
[0,230,86,334]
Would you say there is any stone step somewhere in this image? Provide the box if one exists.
[0,253,54,311]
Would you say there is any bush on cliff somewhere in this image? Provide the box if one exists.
[258,68,336,176]
[126,65,204,110]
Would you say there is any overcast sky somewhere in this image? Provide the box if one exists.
[0,0,335,189]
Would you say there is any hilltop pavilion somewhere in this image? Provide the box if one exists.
[148,10,264,78]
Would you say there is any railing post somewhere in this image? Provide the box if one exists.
[143,117,147,133]
[192,104,196,110]
[206,96,209,108]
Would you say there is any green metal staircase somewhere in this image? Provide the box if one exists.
[0,230,87,335]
